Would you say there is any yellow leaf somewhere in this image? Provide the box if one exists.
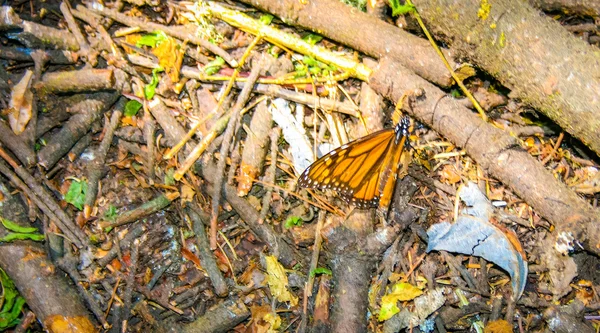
[250,305,281,333]
[152,37,184,83]
[484,319,513,333]
[265,255,298,306]
[180,184,195,203]
[378,282,423,321]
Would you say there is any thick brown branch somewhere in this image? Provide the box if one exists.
[370,57,600,255]
[413,0,600,156]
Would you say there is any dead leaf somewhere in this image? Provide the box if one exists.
[484,319,513,333]
[264,255,298,306]
[440,165,461,184]
[534,236,577,299]
[152,36,184,83]
[426,182,528,299]
[249,305,281,333]
[181,247,202,269]
[7,69,34,134]
[379,282,423,321]
[180,184,196,203]
[382,288,446,332]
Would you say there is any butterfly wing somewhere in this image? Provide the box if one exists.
[298,128,396,208]
[377,133,408,211]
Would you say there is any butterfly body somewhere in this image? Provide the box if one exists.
[298,116,412,211]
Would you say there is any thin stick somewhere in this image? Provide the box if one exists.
[164,37,263,160]
[406,0,487,121]
[541,132,564,165]
[209,51,263,248]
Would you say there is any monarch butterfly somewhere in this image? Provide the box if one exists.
[298,116,412,212]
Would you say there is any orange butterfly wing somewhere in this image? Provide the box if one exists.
[299,128,407,209]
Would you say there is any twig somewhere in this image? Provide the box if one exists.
[88,2,237,67]
[0,147,86,247]
[0,120,36,168]
[208,2,371,81]
[186,206,229,297]
[209,59,263,249]
[97,225,145,268]
[38,92,119,169]
[258,127,281,223]
[122,239,140,333]
[405,0,487,121]
[98,192,179,229]
[541,132,564,165]
[143,110,156,183]
[85,102,124,216]
[57,246,109,329]
[60,0,98,65]
[36,68,114,93]
[166,35,262,161]
[146,97,191,148]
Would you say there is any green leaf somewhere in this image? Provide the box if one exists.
[284,216,303,229]
[302,33,323,45]
[302,56,319,67]
[309,267,332,277]
[144,67,163,100]
[451,89,462,98]
[0,268,18,313]
[105,205,118,221]
[64,179,87,211]
[389,0,415,16]
[0,217,38,233]
[164,168,175,186]
[0,296,25,329]
[0,233,45,242]
[203,56,225,75]
[260,13,274,25]
[136,30,168,48]
[124,100,142,117]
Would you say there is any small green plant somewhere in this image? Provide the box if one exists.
[124,100,142,117]
[284,216,303,229]
[309,267,332,277]
[0,268,25,329]
[65,178,87,211]
[136,30,168,48]
[144,67,164,100]
[0,217,44,242]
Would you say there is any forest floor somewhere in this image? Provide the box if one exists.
[0,0,599,332]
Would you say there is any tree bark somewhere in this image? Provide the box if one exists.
[413,0,600,156]
[0,179,96,333]
[369,57,600,256]
[238,0,456,87]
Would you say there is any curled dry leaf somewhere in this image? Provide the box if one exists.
[426,182,528,299]
[379,282,423,321]
[382,288,446,332]
[263,255,298,306]
[7,69,34,135]
[249,304,281,333]
[237,99,272,196]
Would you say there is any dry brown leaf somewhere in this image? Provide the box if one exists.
[484,319,513,333]
[7,69,34,134]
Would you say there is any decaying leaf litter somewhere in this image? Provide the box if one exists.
[0,0,599,332]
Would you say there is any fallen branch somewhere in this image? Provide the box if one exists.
[38,92,119,169]
[413,0,600,156]
[236,0,456,87]
[370,57,600,256]
[0,180,95,332]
